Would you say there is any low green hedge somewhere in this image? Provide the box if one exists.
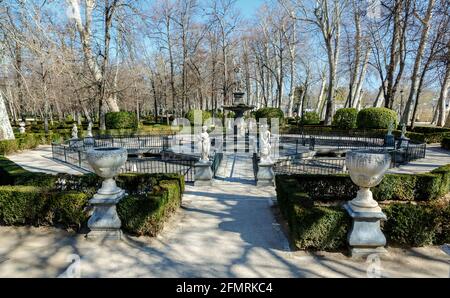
[333,108,358,129]
[276,176,450,250]
[118,179,181,236]
[0,132,67,155]
[299,112,321,125]
[357,107,398,129]
[255,107,284,125]
[185,110,212,125]
[442,137,450,150]
[275,165,450,202]
[105,111,138,129]
[0,185,89,229]
[0,157,184,235]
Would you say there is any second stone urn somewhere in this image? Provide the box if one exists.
[344,149,391,258]
[86,147,127,240]
[346,150,391,212]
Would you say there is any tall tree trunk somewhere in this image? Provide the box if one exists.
[438,63,450,127]
[0,91,15,140]
[402,0,435,125]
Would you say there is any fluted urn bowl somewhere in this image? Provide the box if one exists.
[346,150,391,209]
[86,147,127,195]
[346,150,391,188]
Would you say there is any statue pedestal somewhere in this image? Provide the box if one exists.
[194,161,213,186]
[344,203,387,258]
[399,137,410,148]
[87,191,125,241]
[257,162,274,187]
[384,134,395,147]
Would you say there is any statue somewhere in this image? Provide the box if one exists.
[19,121,26,134]
[387,120,394,136]
[401,123,407,138]
[259,124,272,164]
[237,117,246,137]
[234,65,244,92]
[87,121,93,137]
[198,126,210,162]
[71,123,78,139]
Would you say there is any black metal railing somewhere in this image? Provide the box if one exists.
[121,157,195,181]
[252,152,259,180]
[211,152,224,177]
[51,142,196,182]
[405,141,427,162]
[274,155,347,175]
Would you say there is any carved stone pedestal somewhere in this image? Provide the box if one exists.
[194,161,213,186]
[87,190,125,241]
[256,162,274,187]
[344,203,387,258]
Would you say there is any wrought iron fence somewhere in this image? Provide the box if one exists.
[51,142,196,182]
[211,152,224,177]
[252,152,259,180]
[405,141,427,162]
[121,157,195,181]
[274,155,347,175]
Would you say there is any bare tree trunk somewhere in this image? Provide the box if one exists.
[402,0,435,125]
[438,63,450,126]
[373,85,384,107]
[316,73,326,115]
[0,91,15,140]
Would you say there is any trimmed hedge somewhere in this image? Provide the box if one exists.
[185,109,212,124]
[0,157,184,236]
[105,111,138,129]
[275,175,450,250]
[333,108,358,129]
[275,166,450,203]
[442,137,450,150]
[276,184,349,251]
[299,112,320,125]
[254,107,284,125]
[0,132,67,155]
[0,185,89,229]
[357,107,398,129]
[118,179,181,236]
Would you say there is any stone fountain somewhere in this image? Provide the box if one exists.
[344,149,391,257]
[222,66,254,138]
[86,147,128,240]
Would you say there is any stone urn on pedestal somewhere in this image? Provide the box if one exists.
[86,147,127,240]
[344,150,391,258]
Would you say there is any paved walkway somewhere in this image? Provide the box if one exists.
[7,145,86,175]
[388,144,450,174]
[1,147,450,277]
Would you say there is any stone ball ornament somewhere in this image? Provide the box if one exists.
[346,149,391,210]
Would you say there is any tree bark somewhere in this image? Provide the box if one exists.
[402,0,435,125]
[0,91,15,140]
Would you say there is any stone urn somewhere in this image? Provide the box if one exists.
[86,147,127,240]
[344,149,391,258]
[346,150,391,211]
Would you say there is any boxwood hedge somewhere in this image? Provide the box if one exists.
[333,108,358,129]
[357,107,398,129]
[275,166,450,250]
[0,157,184,236]
[105,111,138,129]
